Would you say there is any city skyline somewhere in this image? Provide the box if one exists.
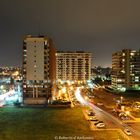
[1,0,140,67]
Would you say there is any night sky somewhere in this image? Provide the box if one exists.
[0,0,140,67]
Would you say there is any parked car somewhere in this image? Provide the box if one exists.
[96,123,106,128]
[88,116,97,121]
[88,95,94,99]
[91,119,99,122]
[88,112,95,116]
[124,129,132,136]
[121,116,129,120]
[119,112,127,117]
[97,102,104,106]
[94,121,104,125]
[86,110,95,116]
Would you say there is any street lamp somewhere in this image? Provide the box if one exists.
[85,96,88,100]
[120,96,123,103]
[0,85,4,90]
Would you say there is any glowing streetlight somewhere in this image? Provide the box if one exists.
[67,80,71,86]
[125,111,130,116]
[120,96,123,103]
[0,85,4,90]
[62,87,66,93]
[70,86,74,90]
[85,96,88,100]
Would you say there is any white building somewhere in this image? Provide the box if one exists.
[22,35,56,105]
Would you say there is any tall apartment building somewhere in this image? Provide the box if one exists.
[112,49,140,90]
[22,35,56,105]
[56,51,92,83]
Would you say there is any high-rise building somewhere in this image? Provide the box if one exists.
[111,49,140,90]
[22,35,56,105]
[56,51,92,83]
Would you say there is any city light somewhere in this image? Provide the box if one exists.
[120,96,123,103]
[0,1,140,140]
[125,111,130,116]
[62,87,66,93]
[84,96,88,100]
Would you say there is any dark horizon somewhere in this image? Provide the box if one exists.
[0,0,140,67]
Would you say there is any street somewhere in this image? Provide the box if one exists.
[0,84,22,106]
[75,87,140,140]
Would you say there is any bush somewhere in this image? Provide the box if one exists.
[52,100,71,105]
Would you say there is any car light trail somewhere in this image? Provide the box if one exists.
[0,90,14,100]
[75,87,88,105]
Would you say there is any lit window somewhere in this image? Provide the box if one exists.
[121,70,125,73]
[44,40,48,45]
[130,52,134,56]
[135,76,139,79]
[130,65,134,68]
[117,79,122,82]
[135,77,139,82]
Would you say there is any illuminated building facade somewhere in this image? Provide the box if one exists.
[112,49,140,90]
[22,35,56,105]
[56,51,92,83]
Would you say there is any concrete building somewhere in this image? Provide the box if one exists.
[56,51,92,83]
[22,35,56,105]
[111,49,140,90]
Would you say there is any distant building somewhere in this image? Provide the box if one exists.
[91,66,111,80]
[56,51,92,83]
[111,49,140,90]
[22,35,56,105]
